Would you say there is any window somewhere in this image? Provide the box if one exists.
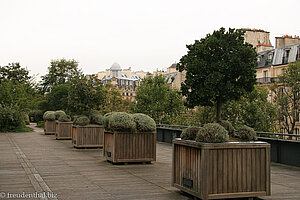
[295,128,299,135]
[296,110,300,122]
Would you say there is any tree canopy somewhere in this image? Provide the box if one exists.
[177,27,257,122]
[0,63,31,84]
[133,75,184,123]
[40,58,82,93]
[271,60,300,134]
[68,75,105,119]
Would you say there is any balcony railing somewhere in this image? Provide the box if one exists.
[257,77,279,84]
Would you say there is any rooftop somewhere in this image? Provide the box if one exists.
[1,125,300,199]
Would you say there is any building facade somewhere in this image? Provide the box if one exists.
[101,63,142,101]
[242,28,274,52]
[256,43,300,134]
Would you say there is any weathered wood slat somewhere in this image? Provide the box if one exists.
[56,122,73,140]
[44,120,56,135]
[172,139,271,200]
[72,125,103,148]
[103,131,156,163]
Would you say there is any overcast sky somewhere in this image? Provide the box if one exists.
[0,0,299,81]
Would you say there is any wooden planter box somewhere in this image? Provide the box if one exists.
[172,139,271,200]
[56,122,73,140]
[44,120,56,135]
[72,125,104,148]
[103,131,156,163]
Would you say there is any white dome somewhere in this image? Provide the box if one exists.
[110,62,121,70]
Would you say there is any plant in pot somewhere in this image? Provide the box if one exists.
[72,113,104,148]
[172,123,270,200]
[56,114,72,140]
[103,112,156,163]
[43,111,56,135]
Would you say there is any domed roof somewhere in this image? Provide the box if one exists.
[110,62,121,70]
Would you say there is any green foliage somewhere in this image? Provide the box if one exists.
[0,63,31,84]
[43,111,55,120]
[44,113,56,121]
[101,83,132,113]
[36,121,44,128]
[107,112,136,132]
[91,113,104,125]
[24,114,30,125]
[236,125,257,141]
[132,113,156,132]
[103,112,115,130]
[133,75,184,123]
[73,116,90,126]
[271,60,300,134]
[0,104,25,132]
[68,76,105,119]
[195,123,229,143]
[55,110,66,120]
[181,126,202,140]
[40,59,82,93]
[58,114,71,122]
[46,84,71,111]
[177,27,257,122]
[219,120,234,137]
[28,110,44,123]
[0,63,43,111]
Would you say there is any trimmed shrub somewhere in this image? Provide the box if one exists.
[44,112,56,121]
[108,112,136,132]
[58,114,72,122]
[0,104,24,132]
[132,113,156,132]
[91,114,104,125]
[43,111,55,120]
[219,120,234,137]
[196,123,229,143]
[73,116,90,126]
[103,112,115,130]
[24,115,30,125]
[181,126,202,140]
[236,125,257,141]
[55,110,66,120]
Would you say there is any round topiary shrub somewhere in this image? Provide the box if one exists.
[44,112,56,121]
[103,112,115,130]
[195,123,229,143]
[43,111,55,120]
[58,114,72,122]
[108,112,136,132]
[55,110,66,120]
[91,114,104,125]
[236,125,257,141]
[219,120,234,137]
[73,116,90,126]
[181,126,202,140]
[132,113,156,132]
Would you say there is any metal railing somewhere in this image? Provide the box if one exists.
[256,77,279,84]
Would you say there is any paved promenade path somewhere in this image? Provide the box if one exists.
[1,125,300,200]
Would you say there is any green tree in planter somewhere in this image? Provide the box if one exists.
[133,75,184,123]
[40,58,82,93]
[177,27,257,122]
[68,75,105,119]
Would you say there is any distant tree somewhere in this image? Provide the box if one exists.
[0,63,31,84]
[271,60,300,134]
[223,86,277,132]
[0,63,42,111]
[68,75,105,119]
[40,58,82,93]
[100,83,132,113]
[46,84,71,111]
[133,75,184,123]
[177,27,257,122]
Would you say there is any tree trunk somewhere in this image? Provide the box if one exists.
[216,97,222,123]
